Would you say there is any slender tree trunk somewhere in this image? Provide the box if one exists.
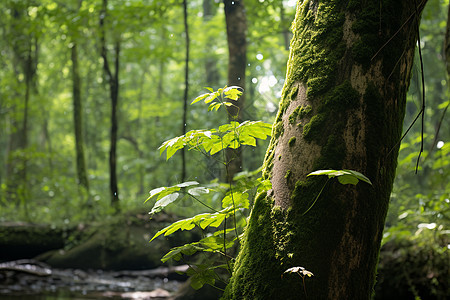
[280,1,291,51]
[446,3,450,76]
[224,1,426,299]
[181,0,190,182]
[100,0,120,211]
[224,0,247,183]
[203,0,220,88]
[71,0,89,200]
[5,2,37,210]
[71,42,90,195]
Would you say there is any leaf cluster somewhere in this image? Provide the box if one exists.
[146,86,272,290]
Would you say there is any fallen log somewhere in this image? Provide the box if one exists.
[0,259,52,276]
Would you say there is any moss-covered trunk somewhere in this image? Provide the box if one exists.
[223,1,426,299]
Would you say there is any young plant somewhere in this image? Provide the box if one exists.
[145,86,272,291]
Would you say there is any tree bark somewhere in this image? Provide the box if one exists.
[71,42,90,195]
[446,2,450,76]
[71,0,89,200]
[100,0,120,211]
[5,2,37,208]
[181,0,190,183]
[224,1,426,299]
[224,0,247,183]
[203,0,220,88]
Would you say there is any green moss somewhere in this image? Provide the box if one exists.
[323,80,360,110]
[222,193,282,299]
[288,111,297,125]
[289,85,299,101]
[300,105,312,118]
[281,0,347,102]
[302,114,326,141]
[273,121,284,139]
[313,135,346,170]
[289,105,313,125]
[285,170,292,181]
[288,136,296,147]
[350,1,404,75]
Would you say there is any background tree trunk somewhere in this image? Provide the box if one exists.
[180,0,190,183]
[100,0,120,211]
[203,0,220,88]
[71,43,90,196]
[446,3,450,76]
[224,0,247,183]
[5,2,38,209]
[224,1,427,299]
[71,0,89,202]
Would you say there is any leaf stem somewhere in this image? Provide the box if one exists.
[302,178,330,216]
[184,192,220,213]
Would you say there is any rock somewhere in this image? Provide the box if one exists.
[35,210,198,270]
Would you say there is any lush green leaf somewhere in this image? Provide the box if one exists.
[307,169,372,185]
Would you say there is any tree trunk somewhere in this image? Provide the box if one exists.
[5,2,37,209]
[203,0,220,88]
[446,2,450,76]
[71,0,89,201]
[224,0,247,183]
[71,43,90,196]
[100,0,120,211]
[279,1,291,51]
[180,0,190,183]
[224,1,426,299]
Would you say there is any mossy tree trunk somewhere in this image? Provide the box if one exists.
[224,1,427,299]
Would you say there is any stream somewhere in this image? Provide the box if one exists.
[0,263,187,300]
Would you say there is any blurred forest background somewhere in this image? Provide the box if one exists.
[0,0,449,295]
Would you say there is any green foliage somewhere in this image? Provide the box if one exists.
[147,86,272,290]
[0,0,291,225]
[302,169,372,216]
[307,169,372,186]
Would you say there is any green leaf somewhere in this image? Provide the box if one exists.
[146,187,165,202]
[198,212,227,229]
[218,123,234,133]
[176,181,199,188]
[149,192,180,215]
[188,186,209,196]
[161,243,203,263]
[191,93,210,105]
[307,169,372,185]
[222,192,249,209]
[223,86,243,100]
[204,92,219,104]
[150,217,192,241]
[199,232,236,252]
[184,264,217,290]
[208,102,221,111]
[159,136,186,160]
